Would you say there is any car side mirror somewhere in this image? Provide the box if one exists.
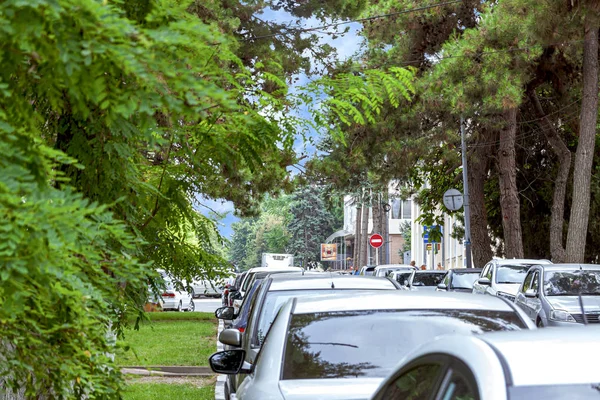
[215,306,236,320]
[437,283,447,290]
[524,289,538,298]
[219,328,242,347]
[209,349,247,374]
[478,277,491,286]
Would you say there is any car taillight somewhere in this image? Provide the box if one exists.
[238,327,245,333]
[161,292,175,298]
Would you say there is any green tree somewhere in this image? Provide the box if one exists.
[288,185,336,268]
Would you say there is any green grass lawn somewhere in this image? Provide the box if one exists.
[123,382,214,400]
[118,312,217,366]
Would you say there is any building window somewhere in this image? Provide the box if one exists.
[391,198,411,220]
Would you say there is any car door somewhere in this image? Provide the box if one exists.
[374,356,448,400]
[473,264,489,295]
[515,269,535,319]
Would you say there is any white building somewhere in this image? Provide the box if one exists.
[342,184,468,269]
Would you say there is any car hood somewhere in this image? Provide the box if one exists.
[279,378,382,400]
[546,296,600,312]
[449,288,473,293]
[494,283,521,296]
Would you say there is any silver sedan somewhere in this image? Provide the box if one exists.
[371,326,600,400]
[514,263,600,327]
[209,291,534,400]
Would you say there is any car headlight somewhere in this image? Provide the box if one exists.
[496,291,516,302]
[549,310,576,323]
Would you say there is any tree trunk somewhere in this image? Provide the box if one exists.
[354,202,362,269]
[497,108,524,258]
[468,136,494,268]
[566,18,599,263]
[529,91,571,262]
[360,201,369,266]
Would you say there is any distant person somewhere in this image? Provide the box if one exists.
[410,260,416,268]
[437,263,444,270]
[420,264,427,270]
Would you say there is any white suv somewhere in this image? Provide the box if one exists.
[472,258,552,302]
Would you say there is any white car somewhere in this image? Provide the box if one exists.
[371,326,600,400]
[154,270,194,312]
[373,264,416,277]
[210,291,533,400]
[472,258,552,302]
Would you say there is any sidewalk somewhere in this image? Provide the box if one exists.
[122,366,213,376]
[215,319,225,400]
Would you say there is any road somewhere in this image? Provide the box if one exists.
[193,297,222,313]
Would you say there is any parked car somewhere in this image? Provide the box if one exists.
[227,272,247,307]
[221,275,238,306]
[373,264,416,278]
[359,265,377,276]
[210,291,533,400]
[371,326,600,400]
[233,266,304,314]
[154,270,194,312]
[436,268,483,292]
[472,258,552,301]
[190,278,223,298]
[514,263,600,327]
[405,270,446,291]
[214,274,401,400]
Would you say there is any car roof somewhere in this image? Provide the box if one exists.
[493,258,552,266]
[480,327,600,386]
[246,266,303,273]
[374,264,414,270]
[293,291,514,314]
[450,268,482,273]
[268,274,397,291]
[534,263,600,272]
[414,270,446,274]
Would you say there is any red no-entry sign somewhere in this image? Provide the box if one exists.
[369,234,384,248]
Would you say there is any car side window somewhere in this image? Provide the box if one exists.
[443,273,451,286]
[438,370,478,400]
[521,271,534,293]
[531,271,539,293]
[485,264,493,280]
[382,363,442,400]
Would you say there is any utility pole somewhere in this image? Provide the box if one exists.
[461,115,473,268]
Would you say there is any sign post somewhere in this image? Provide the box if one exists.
[369,234,383,266]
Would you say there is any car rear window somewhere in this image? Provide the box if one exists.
[282,309,527,380]
[412,273,445,286]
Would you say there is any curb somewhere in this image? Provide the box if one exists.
[215,319,225,400]
[122,366,213,377]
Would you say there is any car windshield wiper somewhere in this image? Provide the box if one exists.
[306,342,359,348]
[580,293,600,296]
[497,281,518,284]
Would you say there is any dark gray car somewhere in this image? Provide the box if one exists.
[514,263,600,327]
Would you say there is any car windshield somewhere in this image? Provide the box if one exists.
[496,265,530,284]
[451,272,481,289]
[255,290,377,345]
[544,270,600,296]
[282,309,527,380]
[412,273,445,287]
[509,384,600,399]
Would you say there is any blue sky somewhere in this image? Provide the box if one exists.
[197,10,363,239]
